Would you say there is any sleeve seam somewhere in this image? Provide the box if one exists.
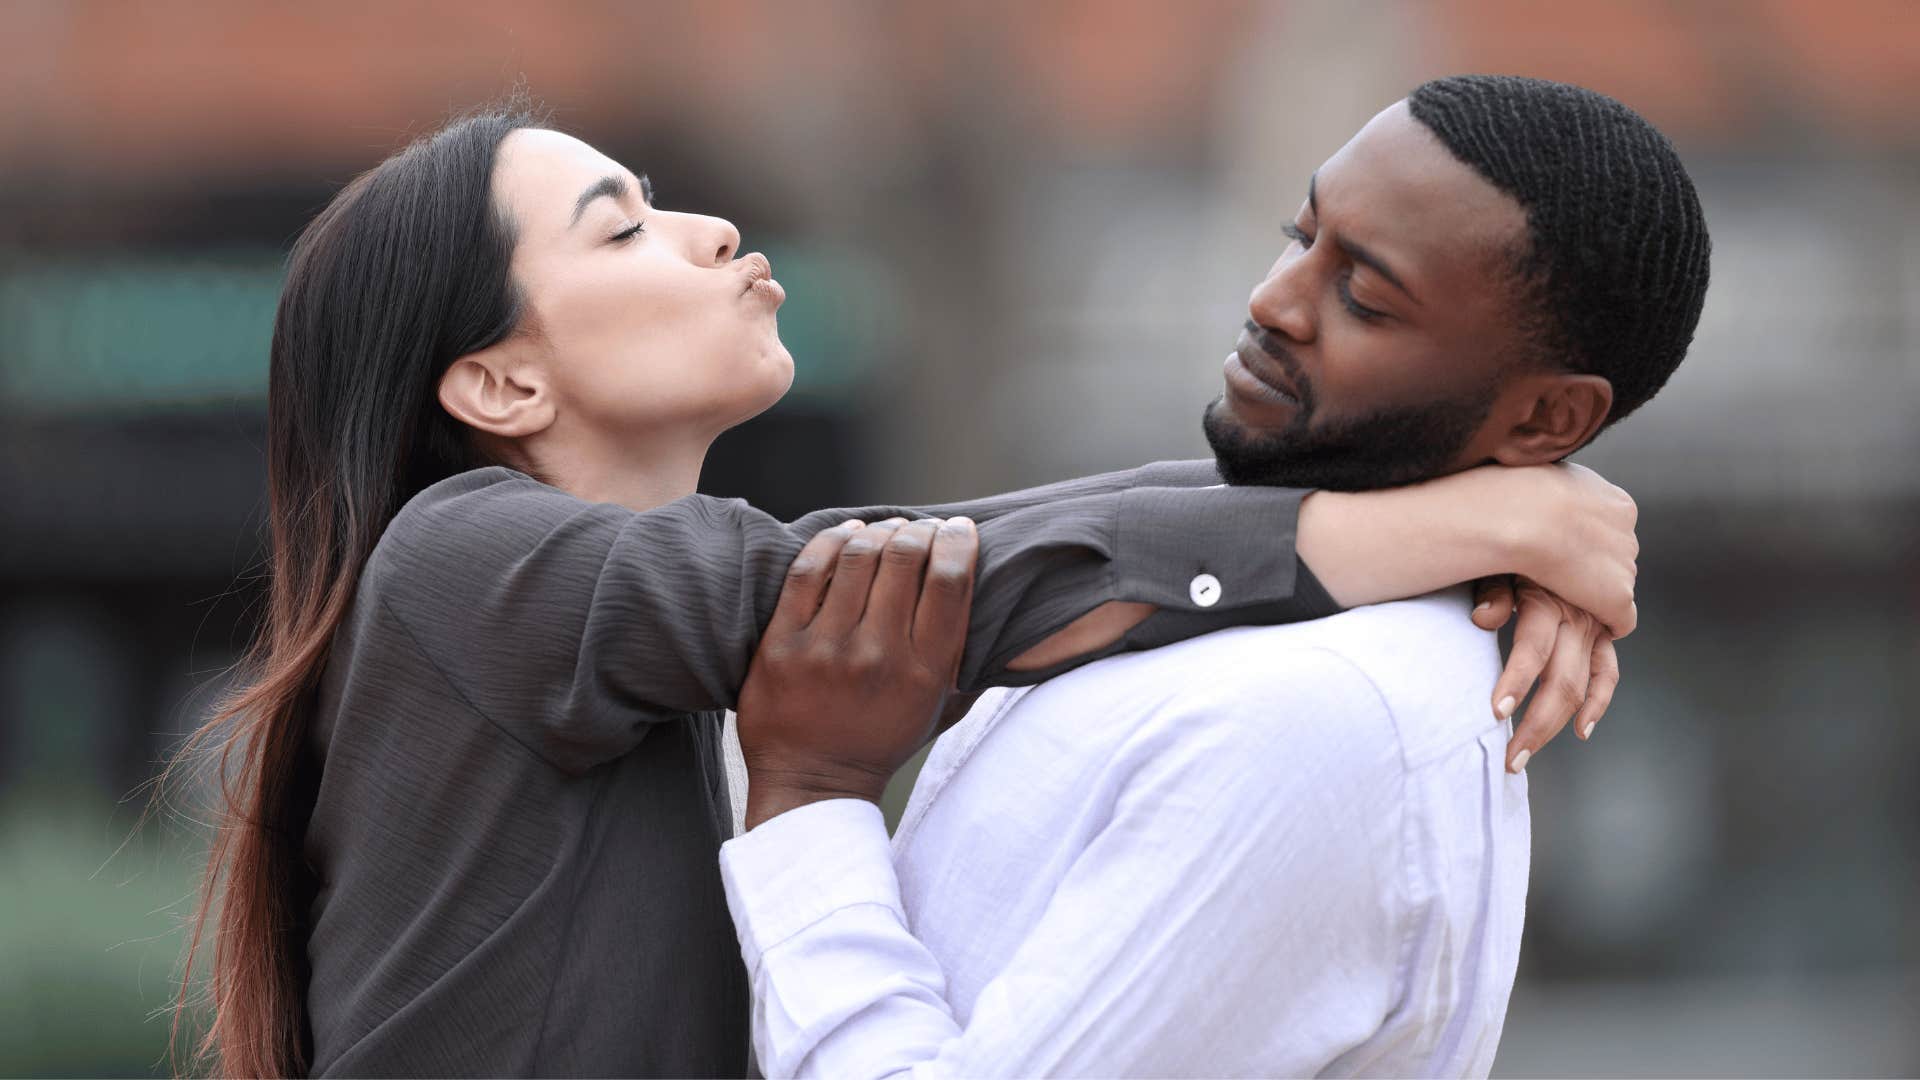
[374,589,568,773]
[1305,646,1421,1028]
[1260,645,1417,1018]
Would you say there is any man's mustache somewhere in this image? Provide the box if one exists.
[1240,319,1311,408]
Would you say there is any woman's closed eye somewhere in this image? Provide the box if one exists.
[609,220,646,243]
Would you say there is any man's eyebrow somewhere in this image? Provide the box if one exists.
[570,172,652,228]
[1307,171,1420,305]
[1341,236,1419,305]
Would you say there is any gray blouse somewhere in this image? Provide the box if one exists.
[302,460,1334,1077]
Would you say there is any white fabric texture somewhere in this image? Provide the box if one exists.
[720,588,1530,1078]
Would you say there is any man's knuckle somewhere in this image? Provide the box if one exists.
[883,537,927,563]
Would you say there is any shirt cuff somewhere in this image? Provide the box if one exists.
[719,798,902,975]
[1113,485,1306,612]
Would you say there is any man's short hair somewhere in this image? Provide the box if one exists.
[1408,74,1711,429]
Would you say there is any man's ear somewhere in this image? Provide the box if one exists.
[437,344,556,440]
[1487,372,1613,466]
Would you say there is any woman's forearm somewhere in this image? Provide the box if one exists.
[1297,461,1640,638]
[1296,470,1535,609]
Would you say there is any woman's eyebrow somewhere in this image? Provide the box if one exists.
[570,175,626,227]
[569,171,654,227]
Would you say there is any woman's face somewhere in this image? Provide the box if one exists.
[489,128,793,449]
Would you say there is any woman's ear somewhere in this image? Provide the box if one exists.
[1487,373,1614,466]
[437,345,556,439]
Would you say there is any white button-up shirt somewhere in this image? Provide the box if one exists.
[720,589,1531,1078]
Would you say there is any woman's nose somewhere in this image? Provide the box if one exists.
[708,217,741,267]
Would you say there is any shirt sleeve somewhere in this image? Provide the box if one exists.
[718,649,1408,1079]
[368,463,1338,772]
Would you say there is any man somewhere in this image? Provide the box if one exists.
[724,75,1711,1077]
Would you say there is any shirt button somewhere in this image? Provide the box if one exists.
[1189,573,1222,608]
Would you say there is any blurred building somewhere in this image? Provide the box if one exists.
[1,1,1915,1075]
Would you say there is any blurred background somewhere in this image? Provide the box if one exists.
[1,0,1915,1075]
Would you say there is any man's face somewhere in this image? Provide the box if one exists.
[1203,100,1533,491]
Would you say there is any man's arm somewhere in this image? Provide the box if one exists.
[724,649,1408,1078]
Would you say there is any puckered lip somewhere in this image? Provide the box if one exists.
[736,252,774,293]
[1234,325,1301,402]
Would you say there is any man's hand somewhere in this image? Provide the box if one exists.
[1471,575,1617,772]
[737,516,979,830]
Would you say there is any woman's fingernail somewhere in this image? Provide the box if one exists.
[1581,720,1596,740]
[949,516,975,530]
[1497,695,1517,719]
[841,519,864,529]
[1476,600,1491,612]
[1509,748,1531,773]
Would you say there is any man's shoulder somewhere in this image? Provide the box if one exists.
[1089,589,1503,768]
[1127,588,1492,686]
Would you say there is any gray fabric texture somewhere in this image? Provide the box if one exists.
[302,461,1335,1077]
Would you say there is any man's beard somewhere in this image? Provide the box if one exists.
[1201,383,1497,492]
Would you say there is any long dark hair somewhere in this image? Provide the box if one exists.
[171,102,539,1078]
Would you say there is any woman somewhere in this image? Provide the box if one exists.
[175,103,1635,1077]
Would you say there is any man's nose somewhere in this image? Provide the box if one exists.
[1248,262,1315,343]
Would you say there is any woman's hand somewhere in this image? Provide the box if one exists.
[1499,461,1640,639]
[736,516,979,830]
[1471,575,1618,773]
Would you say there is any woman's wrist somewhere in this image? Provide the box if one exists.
[1433,465,1546,581]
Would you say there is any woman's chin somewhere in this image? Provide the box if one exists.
[720,356,796,430]
[761,344,796,401]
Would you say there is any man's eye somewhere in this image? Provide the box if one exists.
[1281,223,1314,249]
[610,221,646,243]
[1338,272,1385,323]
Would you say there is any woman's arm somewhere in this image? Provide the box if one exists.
[1008,460,1637,671]
[1297,461,1638,635]
[870,459,1223,526]
[367,465,1321,773]
[372,459,1633,775]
